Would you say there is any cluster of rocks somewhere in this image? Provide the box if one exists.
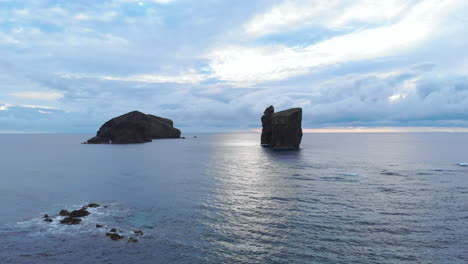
[85,111,181,144]
[42,203,143,243]
[261,105,303,150]
[104,228,144,242]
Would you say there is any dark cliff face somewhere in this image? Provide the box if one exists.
[86,111,181,144]
[261,105,274,145]
[260,106,302,150]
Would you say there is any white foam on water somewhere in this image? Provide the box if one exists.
[458,163,468,167]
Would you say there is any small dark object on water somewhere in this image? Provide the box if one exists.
[60,217,81,225]
[59,210,70,216]
[96,224,103,228]
[103,205,108,208]
[107,233,124,241]
[69,208,90,218]
[128,237,138,243]
[87,203,100,208]
[109,228,117,233]
[133,230,144,236]
[43,214,49,218]
[194,136,197,138]
[44,218,53,223]
[181,137,186,139]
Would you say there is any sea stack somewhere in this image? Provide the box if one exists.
[261,106,302,150]
[261,105,274,145]
[86,111,181,144]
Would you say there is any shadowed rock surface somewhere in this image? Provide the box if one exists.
[60,217,81,225]
[59,210,70,216]
[260,106,302,150]
[86,111,181,144]
[69,208,90,218]
[261,105,274,145]
[106,233,124,241]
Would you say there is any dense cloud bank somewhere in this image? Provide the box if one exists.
[1,0,468,132]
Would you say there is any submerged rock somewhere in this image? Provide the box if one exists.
[96,224,103,228]
[86,111,181,144]
[44,218,53,223]
[60,217,81,225]
[260,106,302,150]
[87,203,100,208]
[133,230,144,236]
[128,237,138,243]
[109,228,118,233]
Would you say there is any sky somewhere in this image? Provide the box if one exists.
[1,0,468,133]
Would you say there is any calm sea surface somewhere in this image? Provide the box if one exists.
[0,133,467,263]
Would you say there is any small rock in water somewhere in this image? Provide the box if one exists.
[60,217,81,225]
[109,228,117,233]
[194,136,197,138]
[133,230,144,236]
[96,224,103,228]
[59,210,70,216]
[181,137,186,139]
[69,208,90,218]
[87,203,100,208]
[107,233,124,241]
[128,237,138,243]
[103,205,108,208]
[44,218,53,223]
[43,214,49,218]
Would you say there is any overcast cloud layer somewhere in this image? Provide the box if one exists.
[1,0,468,132]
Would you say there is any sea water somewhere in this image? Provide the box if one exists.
[0,133,467,263]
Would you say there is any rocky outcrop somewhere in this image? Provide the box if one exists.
[69,208,90,218]
[86,111,181,144]
[261,105,274,145]
[60,217,82,225]
[41,202,145,243]
[260,106,302,150]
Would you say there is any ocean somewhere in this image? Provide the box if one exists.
[0,133,467,263]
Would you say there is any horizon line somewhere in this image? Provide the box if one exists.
[2,127,468,134]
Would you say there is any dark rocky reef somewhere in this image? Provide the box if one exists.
[86,111,181,144]
[41,203,144,243]
[261,106,302,150]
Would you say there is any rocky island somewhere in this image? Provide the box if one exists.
[261,106,303,150]
[86,110,181,144]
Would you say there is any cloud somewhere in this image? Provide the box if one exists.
[0,104,11,111]
[10,91,64,100]
[117,0,175,4]
[1,0,468,132]
[244,0,419,37]
[0,32,20,45]
[208,0,467,85]
[60,71,208,84]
